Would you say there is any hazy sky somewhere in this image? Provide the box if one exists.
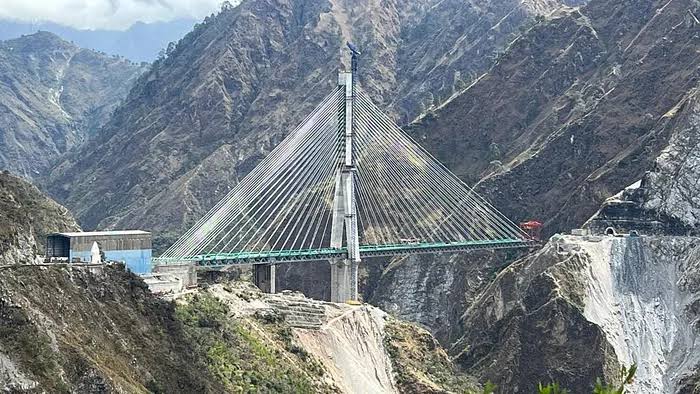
[0,0,224,30]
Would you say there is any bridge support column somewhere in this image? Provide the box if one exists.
[330,258,357,302]
[254,263,276,294]
[329,55,361,303]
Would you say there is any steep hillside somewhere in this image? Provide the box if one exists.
[0,171,473,393]
[0,171,79,264]
[45,0,572,244]
[451,233,700,393]
[400,6,700,385]
[0,265,222,393]
[0,265,478,393]
[368,1,700,385]
[409,0,700,236]
[0,32,146,178]
[0,19,196,62]
[188,282,479,393]
[391,0,585,122]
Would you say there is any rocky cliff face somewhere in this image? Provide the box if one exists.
[370,0,700,353]
[45,0,571,245]
[447,234,700,393]
[408,0,700,236]
[642,81,700,230]
[362,2,700,390]
[202,281,478,393]
[369,250,527,345]
[0,32,146,179]
[0,268,479,393]
[433,87,700,391]
[0,171,79,264]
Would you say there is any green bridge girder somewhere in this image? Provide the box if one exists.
[153,239,535,268]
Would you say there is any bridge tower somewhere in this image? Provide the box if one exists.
[154,42,533,302]
[329,45,361,302]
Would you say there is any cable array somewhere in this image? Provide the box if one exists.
[353,88,528,245]
[158,84,529,262]
[158,88,344,260]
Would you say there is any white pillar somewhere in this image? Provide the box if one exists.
[328,70,361,303]
[270,263,276,294]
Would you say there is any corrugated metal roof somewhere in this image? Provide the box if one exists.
[51,230,150,237]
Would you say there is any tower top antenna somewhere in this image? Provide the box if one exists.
[346,42,361,56]
[346,42,359,82]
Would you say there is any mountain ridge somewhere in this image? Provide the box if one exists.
[44,0,571,244]
[0,18,196,62]
[0,31,147,179]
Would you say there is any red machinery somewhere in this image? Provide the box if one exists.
[519,220,543,241]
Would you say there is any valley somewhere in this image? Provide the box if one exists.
[2,0,700,392]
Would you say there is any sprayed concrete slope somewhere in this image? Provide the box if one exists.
[295,306,397,393]
[206,283,397,393]
[559,235,700,393]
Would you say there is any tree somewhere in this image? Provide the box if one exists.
[538,382,568,394]
[166,41,176,57]
[221,0,234,11]
[537,364,637,394]
[593,364,637,394]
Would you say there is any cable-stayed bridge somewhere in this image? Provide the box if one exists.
[155,51,534,301]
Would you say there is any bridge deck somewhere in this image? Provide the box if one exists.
[153,239,535,268]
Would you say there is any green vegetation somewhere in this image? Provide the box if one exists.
[593,364,637,394]
[536,364,637,394]
[384,318,480,393]
[538,382,569,394]
[0,299,68,392]
[0,265,216,393]
[175,294,336,393]
[481,381,497,394]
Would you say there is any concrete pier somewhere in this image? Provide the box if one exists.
[330,259,358,303]
[327,67,361,303]
[254,263,276,293]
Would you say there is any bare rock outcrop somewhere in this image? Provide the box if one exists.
[409,0,700,237]
[644,86,700,229]
[442,234,700,393]
[200,282,478,393]
[0,171,79,264]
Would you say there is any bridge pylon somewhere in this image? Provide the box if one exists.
[153,43,535,301]
[330,56,360,302]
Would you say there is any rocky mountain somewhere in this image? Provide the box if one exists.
[366,0,700,390]
[408,0,700,237]
[370,85,700,390]
[45,0,574,243]
[0,267,480,392]
[0,19,197,62]
[0,32,146,179]
[451,233,700,393]
[372,0,700,325]
[0,265,221,393]
[0,171,79,264]
[445,145,700,392]
[29,0,700,391]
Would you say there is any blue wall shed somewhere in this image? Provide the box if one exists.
[46,230,152,274]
